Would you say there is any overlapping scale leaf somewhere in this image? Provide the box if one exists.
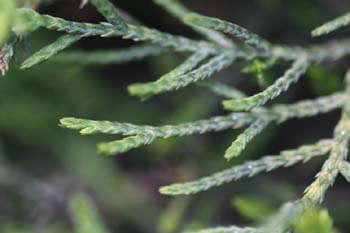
[98,135,155,155]
[339,161,350,182]
[160,139,333,195]
[303,70,350,205]
[52,44,167,66]
[21,34,82,69]
[20,0,129,69]
[128,51,210,98]
[153,0,233,47]
[185,13,271,51]
[224,118,270,160]
[89,0,127,32]
[60,113,255,137]
[223,56,309,111]
[271,92,344,123]
[312,12,350,37]
[16,8,125,36]
[124,24,216,52]
[129,51,237,98]
[16,8,208,53]
[60,93,344,157]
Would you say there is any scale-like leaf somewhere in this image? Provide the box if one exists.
[185,13,271,51]
[303,70,350,205]
[52,44,167,66]
[312,12,350,37]
[21,34,82,69]
[224,118,270,160]
[128,51,210,98]
[223,56,309,111]
[160,140,333,195]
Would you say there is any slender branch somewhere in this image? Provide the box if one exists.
[302,70,350,205]
[312,11,350,36]
[224,118,270,160]
[185,13,271,51]
[160,139,333,195]
[153,0,234,47]
[52,44,168,66]
[223,56,310,111]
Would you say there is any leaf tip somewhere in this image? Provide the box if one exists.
[184,13,204,26]
[59,117,78,128]
[127,83,152,99]
[159,185,180,196]
[97,142,116,156]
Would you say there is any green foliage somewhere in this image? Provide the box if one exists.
[303,70,350,205]
[339,161,350,182]
[2,0,350,232]
[185,13,271,51]
[128,51,212,98]
[153,0,233,47]
[98,134,154,156]
[232,196,275,222]
[0,0,16,47]
[242,59,277,88]
[294,207,334,233]
[223,56,309,111]
[157,198,190,233]
[21,34,82,69]
[307,65,342,95]
[159,139,333,195]
[312,11,350,36]
[69,194,110,233]
[224,119,270,160]
[89,0,127,32]
[60,93,344,156]
[53,44,168,66]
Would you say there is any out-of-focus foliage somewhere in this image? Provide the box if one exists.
[232,196,275,222]
[294,208,335,233]
[69,194,110,233]
[0,0,349,233]
[0,0,16,47]
[307,65,343,95]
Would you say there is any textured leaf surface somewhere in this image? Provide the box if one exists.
[303,70,350,205]
[160,140,333,195]
[339,161,350,182]
[224,119,270,160]
[223,56,309,111]
[21,34,82,69]
[16,8,210,52]
[98,135,155,155]
[128,51,210,98]
[60,93,344,139]
[312,12,350,36]
[89,0,127,32]
[153,0,233,47]
[53,44,167,66]
[185,13,271,51]
[0,0,16,47]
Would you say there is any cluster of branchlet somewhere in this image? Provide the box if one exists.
[1,0,350,232]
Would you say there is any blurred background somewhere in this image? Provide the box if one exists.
[1,0,350,232]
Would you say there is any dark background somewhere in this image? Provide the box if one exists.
[1,0,349,232]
